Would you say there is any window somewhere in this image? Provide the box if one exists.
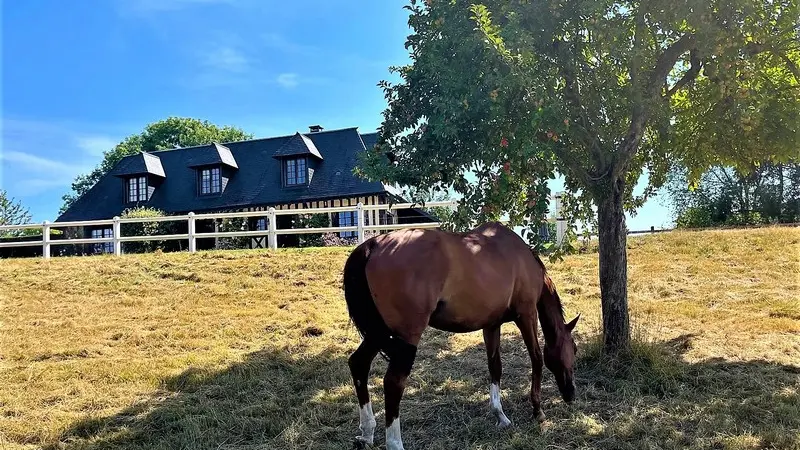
[127,176,147,203]
[255,217,268,231]
[285,157,307,186]
[200,167,221,195]
[91,228,113,254]
[338,211,358,238]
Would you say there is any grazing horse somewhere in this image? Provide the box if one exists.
[342,222,579,450]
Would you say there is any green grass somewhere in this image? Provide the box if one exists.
[0,227,798,449]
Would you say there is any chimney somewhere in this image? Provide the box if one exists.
[309,125,324,133]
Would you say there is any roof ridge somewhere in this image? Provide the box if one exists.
[146,126,363,154]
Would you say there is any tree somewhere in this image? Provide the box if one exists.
[61,117,253,213]
[358,0,799,354]
[666,161,800,227]
[0,189,33,237]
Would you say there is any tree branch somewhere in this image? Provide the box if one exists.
[665,49,702,98]
[611,33,697,181]
[745,41,800,81]
[553,39,606,176]
[646,33,697,98]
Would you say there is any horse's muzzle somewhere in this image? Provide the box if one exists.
[561,381,576,403]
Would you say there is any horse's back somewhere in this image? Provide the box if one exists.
[362,223,536,337]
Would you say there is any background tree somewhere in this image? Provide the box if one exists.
[0,189,34,238]
[358,0,799,354]
[61,117,253,213]
[665,161,800,228]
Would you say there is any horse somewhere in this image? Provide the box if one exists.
[342,221,580,450]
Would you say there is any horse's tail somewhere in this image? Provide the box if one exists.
[343,238,392,359]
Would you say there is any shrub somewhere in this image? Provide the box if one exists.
[120,207,175,253]
[675,207,713,229]
[294,213,331,248]
[216,218,250,250]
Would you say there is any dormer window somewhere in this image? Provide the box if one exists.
[126,176,147,203]
[200,167,222,195]
[285,157,307,186]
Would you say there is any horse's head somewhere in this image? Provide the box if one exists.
[543,314,579,403]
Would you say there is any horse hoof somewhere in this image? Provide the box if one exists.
[497,417,512,429]
[535,410,546,422]
[352,437,373,449]
[353,436,369,450]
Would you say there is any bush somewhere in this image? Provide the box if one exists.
[724,211,765,226]
[675,206,713,229]
[120,207,176,253]
[216,217,250,250]
[320,230,379,247]
[294,213,331,247]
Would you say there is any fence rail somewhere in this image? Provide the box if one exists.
[2,201,564,259]
[0,199,574,259]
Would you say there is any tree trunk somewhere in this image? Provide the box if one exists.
[778,163,784,219]
[596,177,631,355]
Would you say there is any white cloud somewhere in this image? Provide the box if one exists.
[0,151,91,196]
[276,73,299,88]
[201,46,250,72]
[75,136,118,157]
[1,151,82,174]
[1,119,118,198]
[262,33,317,56]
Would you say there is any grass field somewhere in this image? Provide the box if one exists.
[1,227,798,450]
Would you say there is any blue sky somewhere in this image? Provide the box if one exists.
[1,0,674,230]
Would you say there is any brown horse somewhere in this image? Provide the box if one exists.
[342,221,579,450]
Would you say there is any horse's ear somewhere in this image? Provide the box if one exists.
[566,314,580,332]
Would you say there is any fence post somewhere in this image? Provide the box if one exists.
[267,208,277,249]
[553,191,566,246]
[188,212,197,253]
[42,221,51,259]
[112,216,121,256]
[356,202,365,244]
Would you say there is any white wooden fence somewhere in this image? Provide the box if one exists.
[0,198,566,259]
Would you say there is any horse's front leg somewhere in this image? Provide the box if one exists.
[515,314,546,422]
[483,325,512,428]
[383,336,419,450]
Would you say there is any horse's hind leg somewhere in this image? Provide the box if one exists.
[483,325,512,428]
[348,338,380,445]
[383,335,419,450]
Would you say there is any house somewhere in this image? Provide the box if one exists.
[56,125,437,252]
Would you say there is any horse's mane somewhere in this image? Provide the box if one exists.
[530,247,566,322]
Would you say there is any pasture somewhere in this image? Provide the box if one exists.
[1,227,798,450]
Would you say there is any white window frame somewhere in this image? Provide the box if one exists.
[127,176,147,203]
[200,167,222,195]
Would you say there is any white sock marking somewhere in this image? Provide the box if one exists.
[386,416,404,450]
[356,402,376,444]
[490,383,512,428]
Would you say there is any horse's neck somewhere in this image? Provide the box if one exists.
[536,293,563,345]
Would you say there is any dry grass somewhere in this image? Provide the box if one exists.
[0,227,798,450]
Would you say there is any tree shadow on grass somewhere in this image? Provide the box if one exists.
[49,332,800,450]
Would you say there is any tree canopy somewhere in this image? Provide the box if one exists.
[61,117,253,213]
[358,0,799,353]
[0,189,33,237]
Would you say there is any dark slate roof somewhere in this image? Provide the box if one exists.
[273,132,323,160]
[360,132,378,151]
[109,152,166,178]
[187,142,238,169]
[57,127,389,222]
